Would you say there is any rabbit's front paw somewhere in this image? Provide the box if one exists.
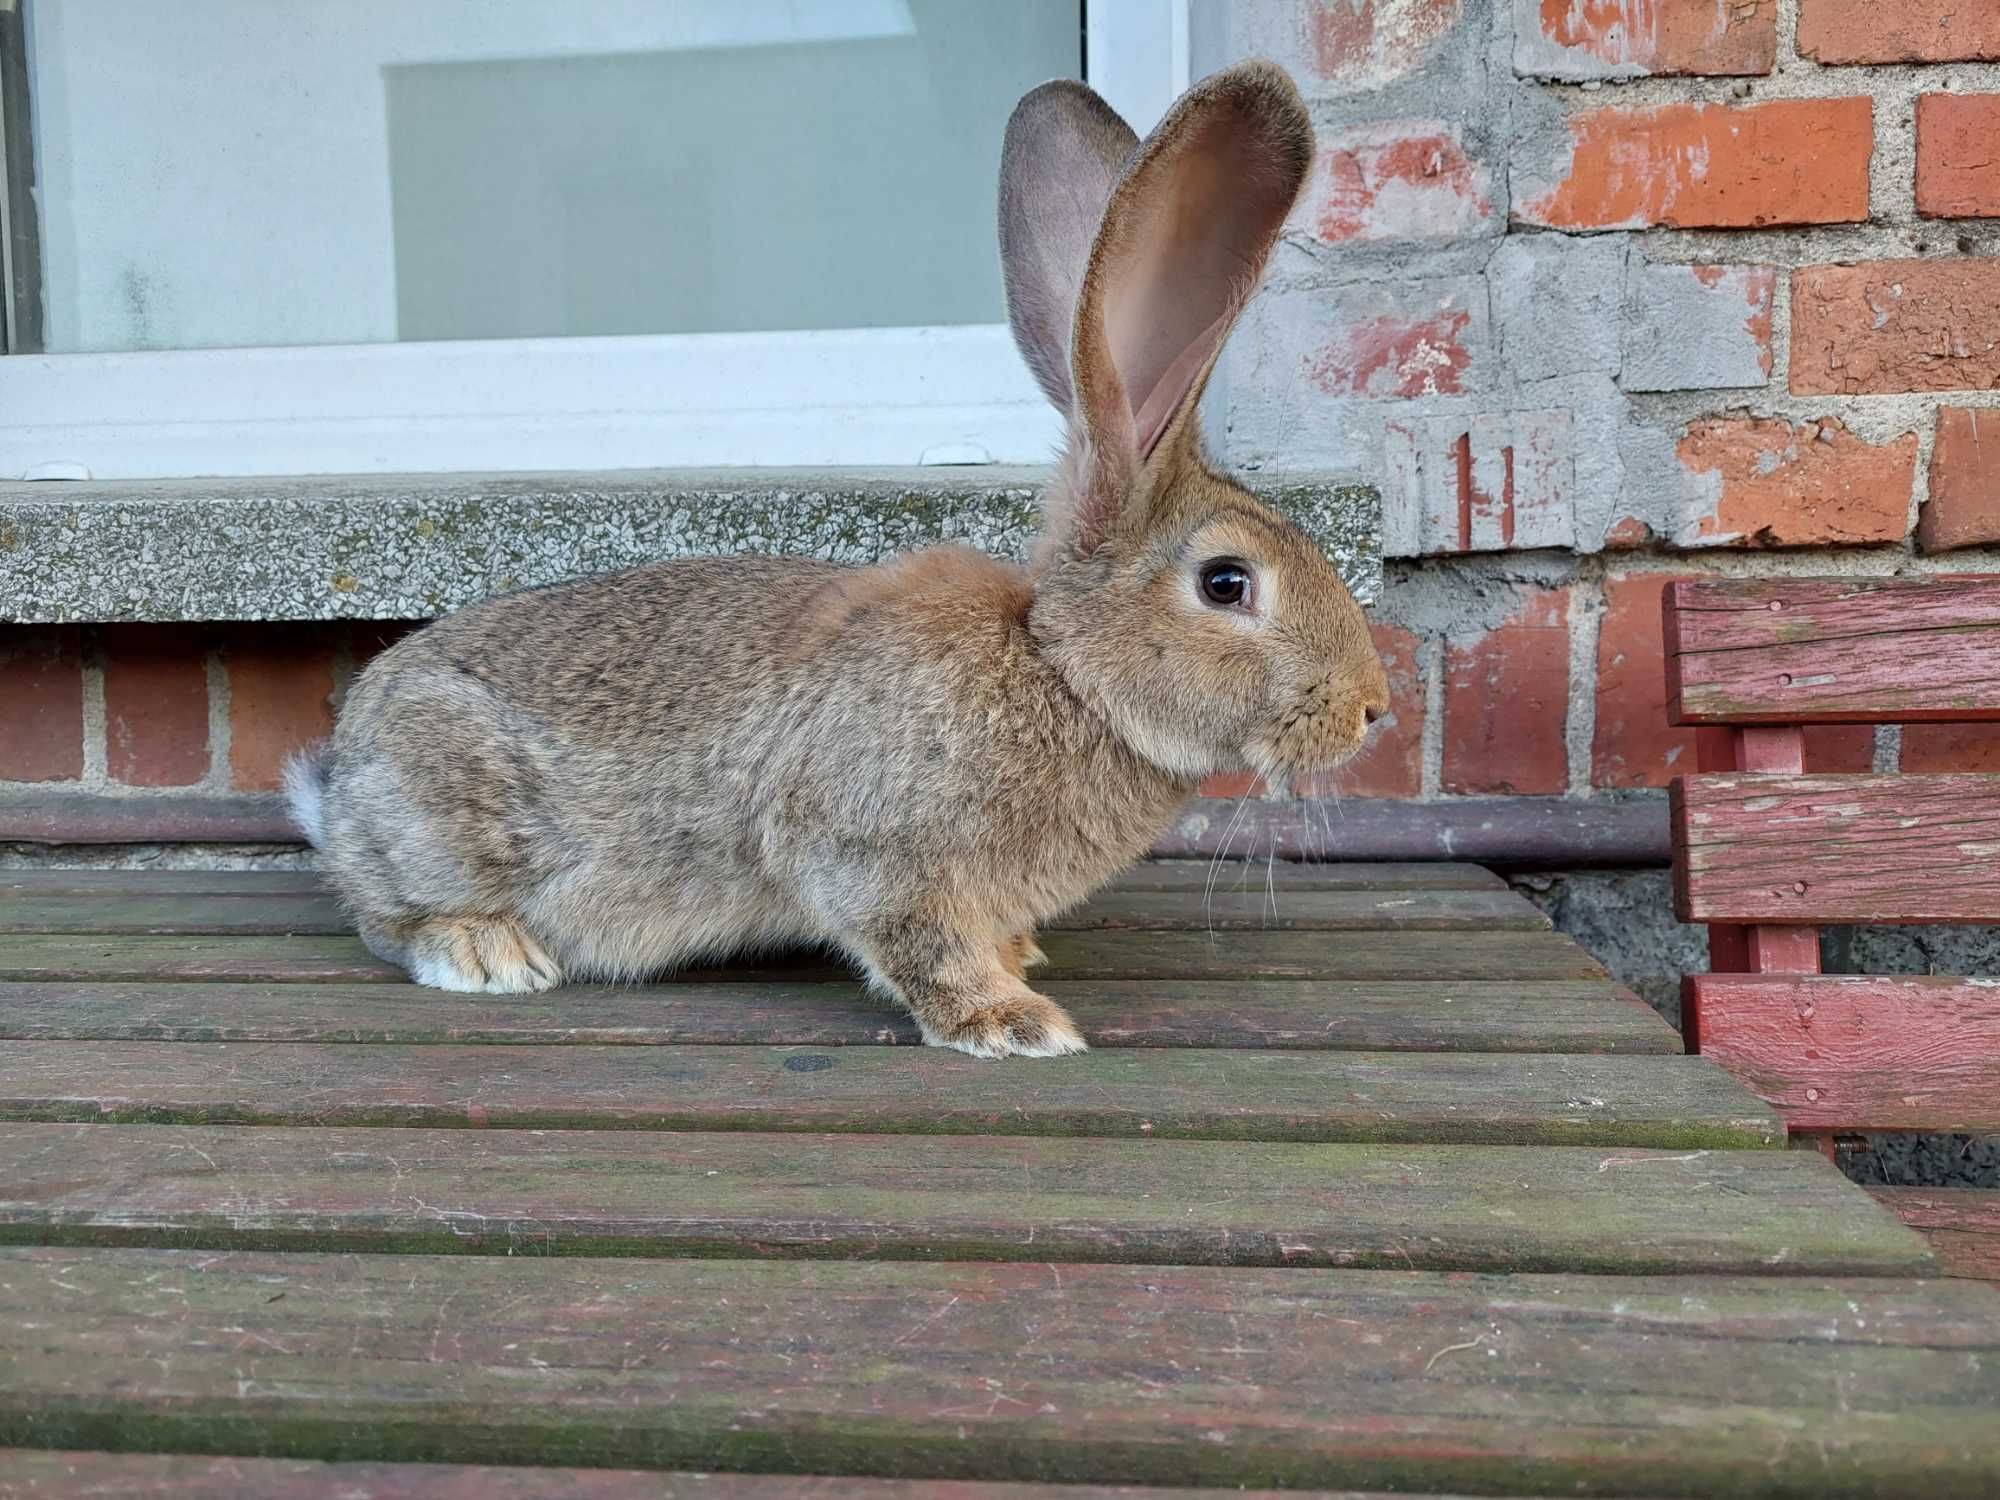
[931,993,1086,1059]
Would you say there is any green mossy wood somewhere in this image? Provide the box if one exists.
[0,1123,1926,1274]
[0,977,1679,1053]
[0,1041,1778,1147]
[4,1249,1997,1495]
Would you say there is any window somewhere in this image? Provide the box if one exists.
[0,1,1187,480]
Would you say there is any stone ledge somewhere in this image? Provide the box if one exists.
[0,468,1379,624]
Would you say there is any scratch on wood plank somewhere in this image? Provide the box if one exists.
[1597,1150,1712,1173]
[1424,1331,1497,1373]
[889,1293,962,1347]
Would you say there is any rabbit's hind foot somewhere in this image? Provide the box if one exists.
[389,914,563,994]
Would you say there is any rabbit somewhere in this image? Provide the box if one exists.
[286,59,1390,1059]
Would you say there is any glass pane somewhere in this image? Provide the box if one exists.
[23,1,1080,352]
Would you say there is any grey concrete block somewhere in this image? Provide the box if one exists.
[1489,233,1629,385]
[1621,259,1776,393]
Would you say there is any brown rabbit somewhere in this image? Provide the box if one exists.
[287,60,1390,1058]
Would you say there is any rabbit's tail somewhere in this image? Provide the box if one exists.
[281,745,331,849]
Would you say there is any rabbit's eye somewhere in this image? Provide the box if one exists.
[1199,560,1253,609]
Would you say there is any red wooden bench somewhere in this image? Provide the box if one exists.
[1667,575,2000,1282]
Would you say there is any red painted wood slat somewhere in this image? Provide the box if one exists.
[1689,727,1823,985]
[1688,975,2000,1132]
[1672,773,2000,924]
[1664,576,2000,725]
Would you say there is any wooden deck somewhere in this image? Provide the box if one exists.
[3,862,1998,1498]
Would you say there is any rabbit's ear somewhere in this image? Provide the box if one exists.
[998,80,1138,414]
[1063,61,1313,551]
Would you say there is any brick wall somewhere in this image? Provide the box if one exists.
[1204,0,2000,799]
[0,624,411,803]
[5,0,2000,829]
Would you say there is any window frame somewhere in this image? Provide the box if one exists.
[0,1,1189,481]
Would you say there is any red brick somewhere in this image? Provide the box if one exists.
[1694,723,1875,773]
[1307,123,1493,244]
[1798,0,2000,63]
[1518,98,1872,230]
[225,627,339,793]
[1803,725,1876,774]
[1603,516,1658,548]
[1309,622,1425,798]
[1300,0,1465,84]
[1792,260,2000,396]
[1921,408,2000,553]
[1199,771,1266,799]
[0,626,84,783]
[101,624,212,788]
[1443,588,1570,796]
[1917,95,2000,219]
[1592,573,1695,789]
[1524,0,1777,77]
[1676,416,1916,546]
[1903,723,2000,772]
[1305,309,1474,399]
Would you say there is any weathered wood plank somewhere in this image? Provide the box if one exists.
[0,861,1508,899]
[0,930,1608,985]
[0,888,1550,938]
[1108,860,1505,892]
[0,934,399,984]
[1672,773,2000,924]
[0,869,327,899]
[1690,975,2000,1132]
[4,1249,1997,1494]
[0,977,1681,1054]
[0,1042,1779,1148]
[1069,888,1550,932]
[0,1123,1917,1274]
[1665,575,2000,724]
[1868,1188,2000,1283]
[0,1452,1568,1500]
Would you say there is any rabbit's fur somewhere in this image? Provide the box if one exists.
[292,60,1389,1058]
